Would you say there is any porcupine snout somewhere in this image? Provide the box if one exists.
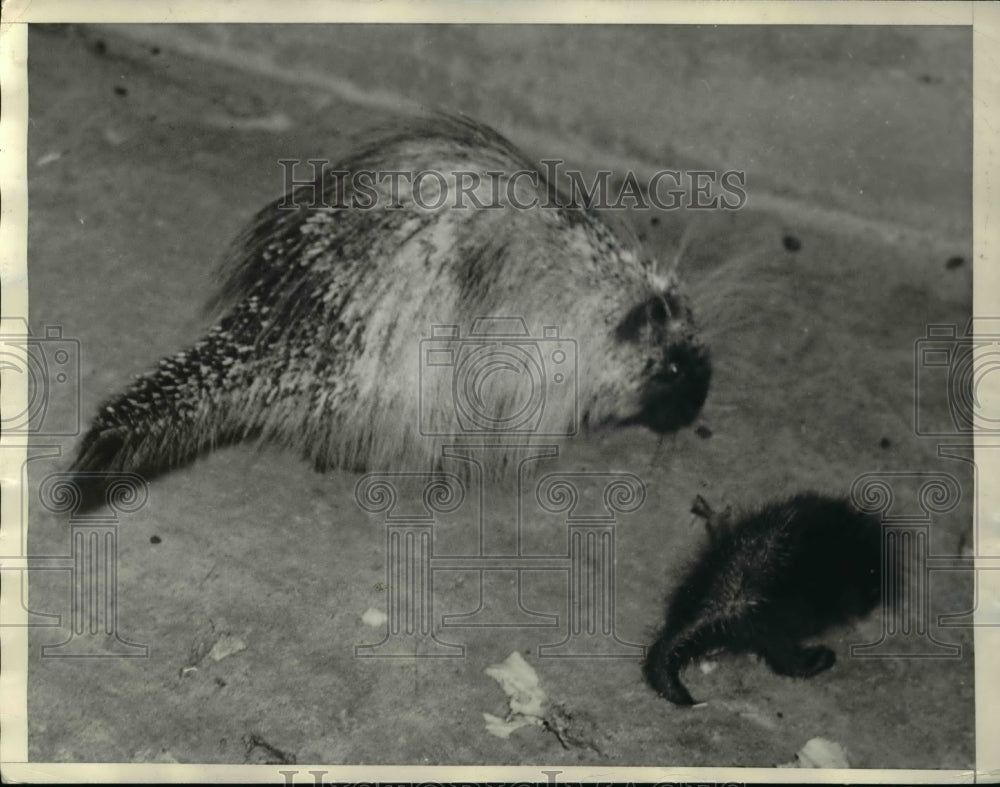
[615,292,712,434]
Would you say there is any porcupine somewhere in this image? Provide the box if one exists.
[69,114,712,509]
[643,493,889,706]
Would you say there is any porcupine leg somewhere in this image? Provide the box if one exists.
[759,638,836,678]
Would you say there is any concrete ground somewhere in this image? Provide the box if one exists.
[24,23,974,768]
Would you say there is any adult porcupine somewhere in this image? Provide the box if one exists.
[70,114,711,507]
[643,493,888,706]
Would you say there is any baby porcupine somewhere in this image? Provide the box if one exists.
[70,114,712,508]
[644,493,888,706]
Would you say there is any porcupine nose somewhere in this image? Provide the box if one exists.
[615,294,712,434]
[635,341,712,434]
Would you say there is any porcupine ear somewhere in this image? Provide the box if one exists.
[690,494,734,543]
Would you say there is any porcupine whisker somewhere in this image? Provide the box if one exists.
[665,217,698,279]
[688,245,773,293]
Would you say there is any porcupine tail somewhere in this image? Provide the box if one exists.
[69,305,266,512]
[643,622,723,707]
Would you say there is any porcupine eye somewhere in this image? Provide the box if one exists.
[649,297,668,326]
[615,294,674,343]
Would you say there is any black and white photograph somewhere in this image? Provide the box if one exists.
[2,3,997,782]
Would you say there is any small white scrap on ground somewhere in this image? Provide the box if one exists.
[361,607,388,627]
[698,660,718,675]
[208,634,247,662]
[36,151,63,167]
[483,651,549,738]
[102,127,127,147]
[719,700,778,731]
[778,736,851,768]
[482,712,539,739]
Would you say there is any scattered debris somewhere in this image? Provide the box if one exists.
[695,424,713,439]
[782,234,802,252]
[779,736,850,768]
[200,562,217,587]
[483,651,550,738]
[35,151,63,167]
[102,127,127,147]
[208,634,247,662]
[542,705,602,753]
[180,632,210,678]
[485,651,547,722]
[181,623,248,675]
[150,535,162,544]
[483,712,539,739]
[483,651,601,752]
[946,255,965,270]
[243,733,296,765]
[698,660,718,675]
[361,607,388,627]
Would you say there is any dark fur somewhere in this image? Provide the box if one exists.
[643,493,886,706]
